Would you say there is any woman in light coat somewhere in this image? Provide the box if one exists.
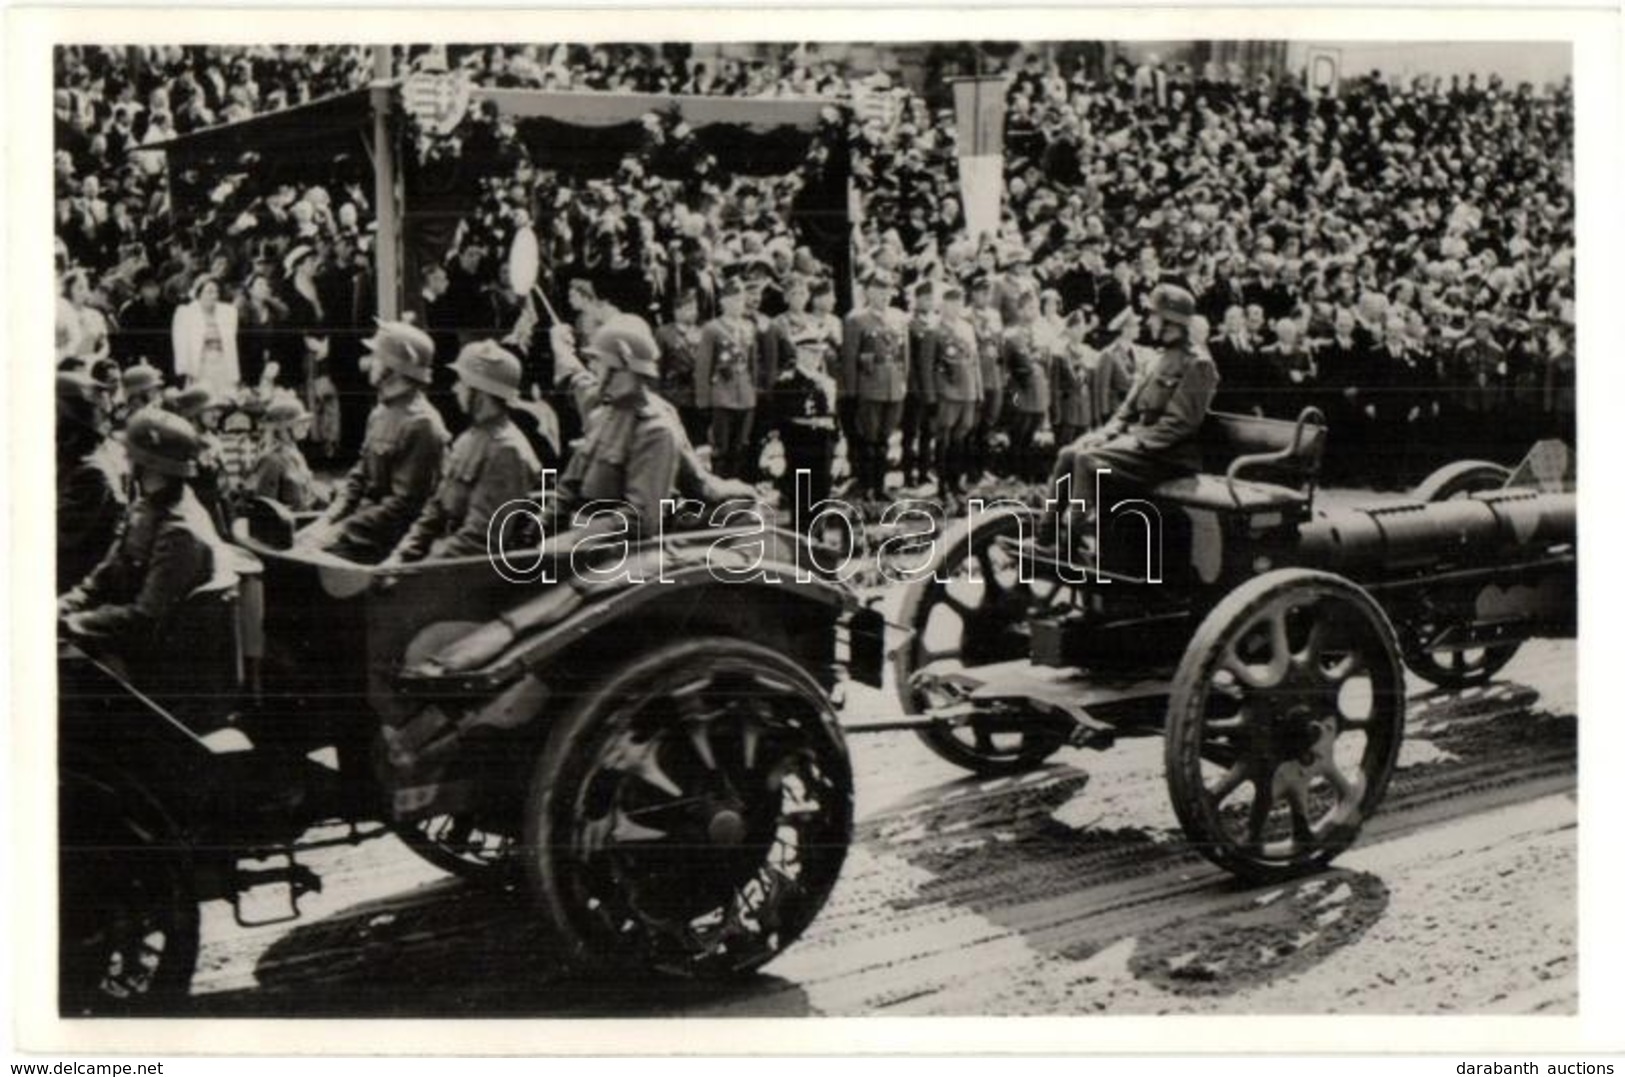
[172,275,241,396]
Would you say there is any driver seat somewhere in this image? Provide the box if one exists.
[1151,407,1327,517]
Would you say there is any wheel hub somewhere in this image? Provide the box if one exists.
[706,807,748,846]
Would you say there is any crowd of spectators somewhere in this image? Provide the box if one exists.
[54,42,1576,498]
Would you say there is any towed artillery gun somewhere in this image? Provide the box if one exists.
[886,409,1576,879]
[56,405,1574,1013]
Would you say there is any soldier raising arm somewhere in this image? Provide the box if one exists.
[550,315,686,530]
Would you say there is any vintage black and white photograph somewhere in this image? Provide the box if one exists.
[29,18,1593,1034]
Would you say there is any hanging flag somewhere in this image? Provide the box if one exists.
[950,76,1010,246]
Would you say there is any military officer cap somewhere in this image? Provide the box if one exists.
[263,393,311,428]
[364,320,437,384]
[1150,285,1197,326]
[121,361,163,396]
[583,314,660,379]
[125,408,202,478]
[451,340,524,403]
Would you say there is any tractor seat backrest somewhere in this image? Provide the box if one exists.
[1198,408,1328,484]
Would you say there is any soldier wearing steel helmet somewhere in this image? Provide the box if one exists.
[384,341,542,565]
[59,408,232,672]
[1049,285,1218,523]
[549,313,688,529]
[300,320,450,563]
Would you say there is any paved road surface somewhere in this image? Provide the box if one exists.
[186,632,1576,1017]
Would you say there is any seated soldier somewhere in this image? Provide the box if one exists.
[1045,285,1218,538]
[548,315,689,536]
[249,393,327,513]
[297,322,449,563]
[384,341,542,565]
[59,409,233,680]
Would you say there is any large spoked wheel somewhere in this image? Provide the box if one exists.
[1409,459,1511,503]
[1402,459,1521,687]
[59,770,200,1015]
[394,814,517,884]
[524,637,852,979]
[893,509,1072,776]
[1165,570,1406,883]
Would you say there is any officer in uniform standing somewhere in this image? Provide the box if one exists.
[695,278,760,479]
[1050,285,1218,524]
[841,269,911,504]
[900,279,939,490]
[654,288,707,447]
[385,341,542,565]
[300,321,449,564]
[59,408,232,680]
[1003,288,1052,483]
[928,284,983,497]
[966,274,1006,484]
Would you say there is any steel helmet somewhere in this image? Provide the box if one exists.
[124,408,202,478]
[582,315,660,379]
[363,320,436,384]
[451,340,524,403]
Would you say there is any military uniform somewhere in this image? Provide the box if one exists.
[1003,322,1052,481]
[970,304,1006,477]
[695,315,760,479]
[59,483,223,654]
[557,345,686,527]
[841,305,910,496]
[929,314,983,493]
[654,321,707,446]
[901,307,939,487]
[392,416,541,562]
[1064,338,1219,500]
[323,393,449,563]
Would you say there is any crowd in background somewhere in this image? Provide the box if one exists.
[54,42,1576,523]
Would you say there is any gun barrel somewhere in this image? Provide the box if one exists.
[1298,489,1576,576]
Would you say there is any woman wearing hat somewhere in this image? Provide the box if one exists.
[171,275,241,397]
[249,393,326,513]
[59,408,231,680]
[384,341,541,565]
